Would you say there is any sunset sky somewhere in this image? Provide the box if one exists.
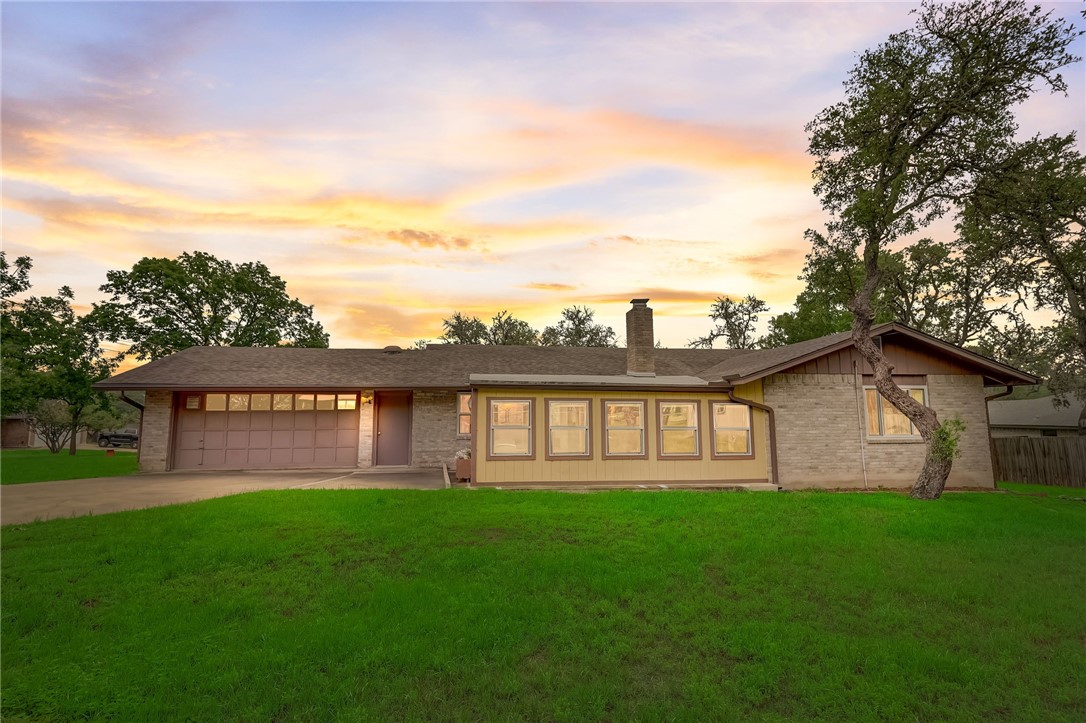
[3,1,1084,351]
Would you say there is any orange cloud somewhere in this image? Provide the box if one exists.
[520,282,577,292]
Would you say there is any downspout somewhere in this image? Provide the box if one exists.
[984,385,1014,485]
[725,389,779,488]
[853,361,869,491]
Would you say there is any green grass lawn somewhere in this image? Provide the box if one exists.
[997,480,1085,496]
[0,448,138,485]
[3,490,1084,720]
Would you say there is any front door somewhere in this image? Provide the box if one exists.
[375,391,411,466]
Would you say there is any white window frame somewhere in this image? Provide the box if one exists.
[864,386,927,438]
[710,402,753,457]
[657,400,701,458]
[457,392,472,439]
[488,398,533,458]
[546,399,591,458]
[603,400,647,458]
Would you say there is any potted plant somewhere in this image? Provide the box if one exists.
[454,448,471,481]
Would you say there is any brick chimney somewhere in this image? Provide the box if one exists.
[626,298,655,376]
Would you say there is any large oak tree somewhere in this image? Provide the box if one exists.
[806,0,1080,498]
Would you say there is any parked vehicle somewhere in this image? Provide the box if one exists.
[98,432,139,448]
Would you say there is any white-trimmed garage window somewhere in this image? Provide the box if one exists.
[273,394,293,411]
[489,399,533,458]
[547,399,590,458]
[457,392,472,437]
[295,394,316,411]
[184,395,201,410]
[603,400,646,457]
[316,394,336,410]
[711,402,752,457]
[658,401,700,457]
[251,394,271,411]
[865,387,926,437]
[206,394,227,411]
[229,394,249,412]
[337,394,357,410]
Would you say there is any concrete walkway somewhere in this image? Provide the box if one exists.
[0,468,445,525]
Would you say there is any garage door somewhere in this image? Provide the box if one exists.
[174,392,360,470]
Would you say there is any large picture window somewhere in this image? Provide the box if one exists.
[603,400,646,457]
[711,402,752,457]
[457,392,472,437]
[488,399,533,457]
[658,401,700,457]
[546,400,590,458]
[865,387,926,437]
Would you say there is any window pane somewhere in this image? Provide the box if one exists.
[865,390,880,436]
[492,428,530,455]
[458,393,471,414]
[882,403,913,436]
[909,388,926,405]
[337,394,357,410]
[660,403,696,428]
[550,428,587,455]
[549,401,587,427]
[713,403,749,429]
[206,394,226,411]
[316,394,335,410]
[492,401,530,426]
[716,429,750,455]
[662,429,697,455]
[458,415,472,435]
[251,394,271,411]
[185,395,201,410]
[606,403,642,428]
[295,394,315,411]
[273,394,293,411]
[607,429,642,455]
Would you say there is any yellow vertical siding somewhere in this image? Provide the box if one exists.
[475,382,768,485]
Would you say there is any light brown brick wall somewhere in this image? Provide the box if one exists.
[140,390,173,472]
[357,393,374,467]
[764,373,994,489]
[411,391,462,467]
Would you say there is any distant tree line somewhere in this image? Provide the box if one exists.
[428,306,618,348]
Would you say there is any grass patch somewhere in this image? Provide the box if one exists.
[997,480,1085,497]
[0,448,138,485]
[3,490,1084,720]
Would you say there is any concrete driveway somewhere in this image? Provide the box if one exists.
[0,468,446,525]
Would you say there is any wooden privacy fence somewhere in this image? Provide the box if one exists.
[992,437,1086,488]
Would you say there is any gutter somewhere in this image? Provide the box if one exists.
[725,390,779,488]
[118,391,144,411]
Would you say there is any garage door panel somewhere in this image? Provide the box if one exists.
[226,430,250,449]
[203,430,226,450]
[173,395,360,470]
[204,413,227,430]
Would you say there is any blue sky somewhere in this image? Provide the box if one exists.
[3,1,1083,352]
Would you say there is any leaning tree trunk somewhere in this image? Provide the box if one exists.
[851,246,951,500]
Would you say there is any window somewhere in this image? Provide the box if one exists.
[865,387,926,437]
[316,394,336,410]
[489,399,533,457]
[229,394,249,412]
[711,402,752,457]
[251,394,271,411]
[206,394,227,411]
[547,400,590,457]
[184,395,201,410]
[658,401,700,457]
[337,394,357,410]
[457,392,472,437]
[295,394,315,411]
[603,400,646,457]
[273,394,293,411]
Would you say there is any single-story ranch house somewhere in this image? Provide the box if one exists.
[96,300,1037,489]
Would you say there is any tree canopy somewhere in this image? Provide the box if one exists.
[540,307,617,347]
[440,306,617,346]
[806,0,1080,498]
[689,295,768,349]
[92,251,329,361]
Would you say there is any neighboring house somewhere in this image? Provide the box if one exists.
[94,299,1037,489]
[988,396,1085,438]
[1,416,36,448]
